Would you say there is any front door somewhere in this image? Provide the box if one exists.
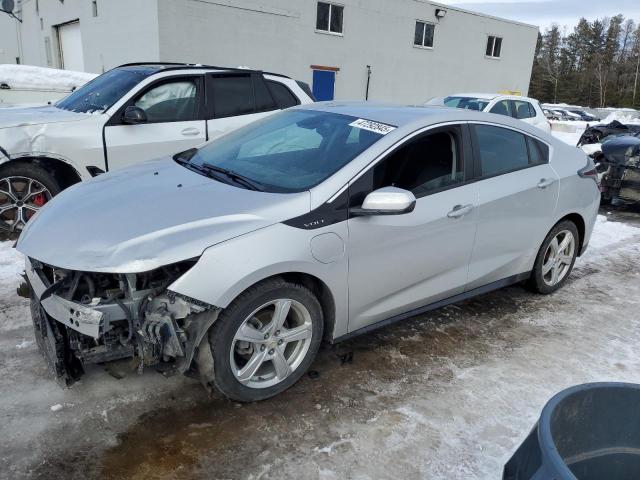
[466,123,559,289]
[312,69,336,101]
[104,76,206,171]
[347,125,479,332]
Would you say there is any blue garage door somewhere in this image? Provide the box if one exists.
[312,70,336,101]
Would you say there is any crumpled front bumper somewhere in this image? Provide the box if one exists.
[25,257,104,339]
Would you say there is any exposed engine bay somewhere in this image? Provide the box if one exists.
[578,121,640,204]
[24,258,219,386]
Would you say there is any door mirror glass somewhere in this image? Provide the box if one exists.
[351,187,416,216]
[122,105,147,124]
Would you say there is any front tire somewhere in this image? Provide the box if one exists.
[529,220,579,294]
[208,278,323,402]
[0,163,60,235]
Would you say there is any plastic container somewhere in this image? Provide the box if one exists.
[504,382,640,479]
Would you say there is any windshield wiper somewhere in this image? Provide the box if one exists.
[200,164,265,191]
[173,152,264,191]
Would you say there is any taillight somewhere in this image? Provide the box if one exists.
[578,159,599,186]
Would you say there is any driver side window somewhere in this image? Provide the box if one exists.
[350,127,465,206]
[133,78,199,123]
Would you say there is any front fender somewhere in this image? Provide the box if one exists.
[169,222,350,338]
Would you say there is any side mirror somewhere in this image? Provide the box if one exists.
[122,106,147,124]
[350,186,416,217]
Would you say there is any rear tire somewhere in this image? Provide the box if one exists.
[208,278,323,402]
[0,163,60,236]
[529,220,579,294]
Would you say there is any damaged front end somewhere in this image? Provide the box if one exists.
[24,257,219,386]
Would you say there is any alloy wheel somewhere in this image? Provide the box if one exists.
[0,176,52,232]
[230,298,313,389]
[542,229,575,287]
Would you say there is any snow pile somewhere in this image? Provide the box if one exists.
[599,110,640,125]
[582,215,639,256]
[551,129,583,146]
[0,240,23,297]
[543,102,583,109]
[0,64,96,91]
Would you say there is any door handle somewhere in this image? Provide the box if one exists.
[181,127,200,136]
[447,204,474,218]
[537,178,555,189]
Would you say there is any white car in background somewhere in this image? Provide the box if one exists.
[432,93,551,133]
[0,63,314,233]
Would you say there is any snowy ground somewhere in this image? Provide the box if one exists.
[1,132,640,479]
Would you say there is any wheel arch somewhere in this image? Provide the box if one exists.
[556,212,586,256]
[0,156,83,189]
[222,272,337,342]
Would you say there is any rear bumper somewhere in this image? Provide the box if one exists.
[25,257,104,338]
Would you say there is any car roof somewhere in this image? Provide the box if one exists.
[448,93,540,103]
[115,62,291,79]
[447,93,500,100]
[297,101,551,138]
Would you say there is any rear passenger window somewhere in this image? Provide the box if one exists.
[527,137,549,165]
[210,75,254,118]
[474,125,529,177]
[489,100,511,117]
[513,100,535,119]
[266,80,300,109]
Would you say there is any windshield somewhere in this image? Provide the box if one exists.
[443,96,490,111]
[183,110,387,193]
[56,67,158,113]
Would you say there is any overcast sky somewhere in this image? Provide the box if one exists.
[436,0,640,32]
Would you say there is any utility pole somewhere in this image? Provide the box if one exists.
[634,51,640,107]
[365,65,372,101]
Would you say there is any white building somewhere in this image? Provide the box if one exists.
[0,11,20,64]
[5,0,538,103]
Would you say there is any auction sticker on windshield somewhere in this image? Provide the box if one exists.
[349,118,396,135]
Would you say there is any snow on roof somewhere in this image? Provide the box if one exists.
[0,64,97,91]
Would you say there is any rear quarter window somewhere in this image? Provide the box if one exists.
[266,80,300,109]
[527,137,549,165]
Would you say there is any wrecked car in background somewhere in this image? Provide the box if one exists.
[17,103,599,402]
[578,121,640,204]
[0,63,313,234]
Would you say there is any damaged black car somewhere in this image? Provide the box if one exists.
[578,121,640,204]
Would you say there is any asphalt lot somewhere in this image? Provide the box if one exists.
[0,205,639,480]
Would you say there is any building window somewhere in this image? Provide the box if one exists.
[414,21,435,48]
[316,2,343,34]
[486,35,502,58]
[92,0,98,17]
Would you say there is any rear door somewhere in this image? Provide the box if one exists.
[466,123,559,289]
[205,73,280,141]
[104,75,206,171]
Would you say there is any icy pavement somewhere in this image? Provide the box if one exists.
[0,209,639,479]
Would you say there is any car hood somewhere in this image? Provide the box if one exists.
[0,105,94,129]
[17,158,310,273]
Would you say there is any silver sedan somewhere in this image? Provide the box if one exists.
[18,102,600,401]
